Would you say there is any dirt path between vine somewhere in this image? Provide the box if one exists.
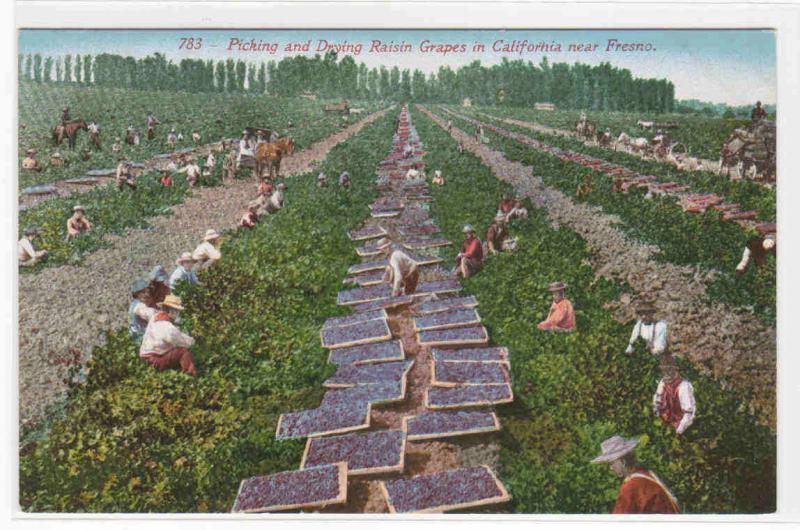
[18,109,389,435]
[420,104,776,430]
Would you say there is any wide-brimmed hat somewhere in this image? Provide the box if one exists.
[73,205,86,213]
[51,152,62,158]
[590,435,639,464]
[462,224,475,234]
[26,149,36,155]
[23,226,39,236]
[115,137,120,141]
[277,183,286,190]
[204,229,221,241]
[159,294,184,311]
[318,173,327,180]
[636,299,657,314]
[376,237,392,250]
[763,236,776,250]
[131,278,149,295]
[176,252,196,265]
[548,281,567,292]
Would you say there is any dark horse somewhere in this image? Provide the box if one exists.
[53,119,88,149]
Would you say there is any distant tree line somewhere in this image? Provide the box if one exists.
[18,51,675,111]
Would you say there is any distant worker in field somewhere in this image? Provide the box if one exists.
[170,252,200,290]
[167,129,178,148]
[87,121,101,149]
[446,120,453,134]
[222,149,237,181]
[129,279,156,343]
[66,205,91,241]
[506,199,529,222]
[116,155,136,190]
[537,281,576,332]
[22,149,42,172]
[80,148,92,162]
[613,174,625,193]
[751,101,767,124]
[125,125,136,145]
[577,173,592,199]
[263,183,286,214]
[405,166,422,180]
[626,300,668,357]
[239,202,260,229]
[112,137,122,153]
[193,229,222,269]
[653,356,696,435]
[60,106,71,125]
[237,130,254,165]
[455,224,483,279]
[160,168,173,187]
[203,152,216,177]
[377,237,419,296]
[432,170,444,186]
[18,226,48,267]
[146,111,159,141]
[590,435,680,514]
[497,192,515,216]
[339,171,351,188]
[139,294,198,376]
[486,213,516,255]
[178,157,202,186]
[147,266,172,308]
[49,152,64,168]
[735,228,776,276]
[192,131,202,144]
[257,177,274,197]
[317,172,328,188]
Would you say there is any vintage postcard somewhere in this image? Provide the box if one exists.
[11,1,793,521]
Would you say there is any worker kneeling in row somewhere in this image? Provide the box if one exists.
[139,294,198,376]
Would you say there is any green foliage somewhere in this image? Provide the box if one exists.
[413,106,775,514]
[19,111,396,513]
[442,108,775,325]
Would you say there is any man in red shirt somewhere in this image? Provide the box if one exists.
[239,203,259,229]
[497,192,515,216]
[591,435,680,514]
[455,224,483,279]
[537,281,576,332]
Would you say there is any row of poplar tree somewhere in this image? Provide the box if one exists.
[19,51,675,112]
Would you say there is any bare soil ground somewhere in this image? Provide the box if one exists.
[420,104,776,430]
[17,110,388,433]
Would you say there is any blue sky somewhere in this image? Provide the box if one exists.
[18,29,776,106]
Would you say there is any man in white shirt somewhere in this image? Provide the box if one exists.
[18,226,48,267]
[652,357,695,435]
[115,155,136,190]
[192,229,222,269]
[139,294,197,376]
[203,152,216,177]
[178,157,202,186]
[377,237,419,296]
[405,167,421,180]
[167,129,178,148]
[626,300,668,357]
[338,171,351,188]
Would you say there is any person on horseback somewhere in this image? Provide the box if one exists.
[751,101,767,124]
[61,106,71,125]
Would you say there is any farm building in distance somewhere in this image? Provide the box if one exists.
[534,102,556,111]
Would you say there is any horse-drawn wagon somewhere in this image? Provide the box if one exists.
[718,121,775,181]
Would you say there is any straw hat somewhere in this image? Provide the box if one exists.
[763,236,776,250]
[176,252,196,265]
[73,205,86,213]
[159,294,185,311]
[51,152,62,159]
[277,183,286,190]
[590,435,639,464]
[26,149,36,155]
[131,278,149,295]
[462,224,475,234]
[547,281,567,292]
[376,237,392,250]
[204,229,221,241]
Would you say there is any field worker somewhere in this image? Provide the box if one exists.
[653,357,696,435]
[263,183,286,214]
[170,252,199,290]
[576,173,592,199]
[116,155,136,190]
[167,129,178,148]
[751,101,767,124]
[22,149,42,172]
[192,131,202,144]
[590,435,680,514]
[133,130,141,146]
[66,205,91,241]
[457,142,465,155]
[203,152,216,177]
[239,202,260,229]
[139,294,198,376]
[146,111,159,140]
[317,172,328,188]
[735,230,776,275]
[537,281,576,332]
[237,131,252,165]
[49,152,64,168]
[18,226,48,267]
[193,229,222,269]
[178,157,202,186]
[112,137,122,153]
[613,174,624,194]
[125,125,136,145]
[455,224,483,279]
[405,166,421,180]
[60,106,71,125]
[88,121,101,149]
[626,300,668,357]
[339,171,351,188]
[80,148,91,162]
[378,237,419,296]
[497,192,515,216]
[446,120,453,133]
[257,178,273,198]
[129,278,156,343]
[506,199,529,222]
[177,132,184,143]
[432,170,444,186]
[160,168,173,187]
[486,213,516,255]
[403,143,413,158]
[222,149,237,181]
[147,266,172,308]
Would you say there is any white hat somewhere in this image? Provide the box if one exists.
[376,237,392,250]
[176,252,196,265]
[204,229,221,241]
[590,435,639,464]
[73,205,86,212]
[763,237,776,250]
[462,224,475,234]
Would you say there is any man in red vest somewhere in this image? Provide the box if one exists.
[455,224,483,278]
[653,356,696,434]
[591,435,681,514]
